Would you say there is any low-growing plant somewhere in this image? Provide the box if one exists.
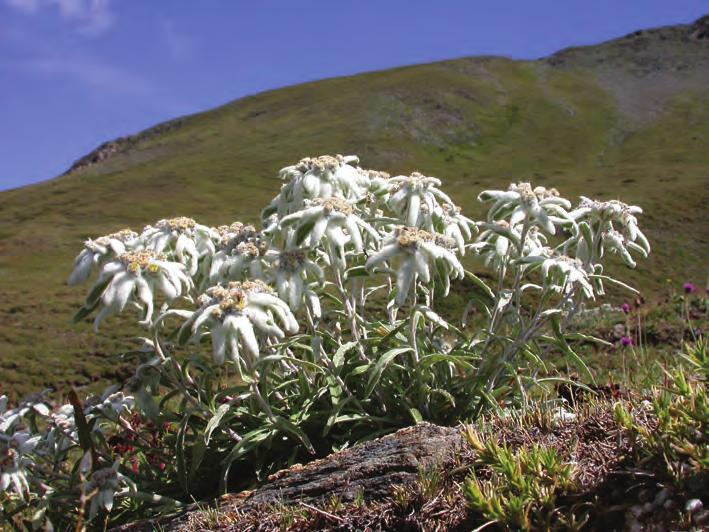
[463,426,578,530]
[1,154,652,528]
[614,338,708,487]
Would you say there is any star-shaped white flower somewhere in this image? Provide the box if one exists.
[387,172,455,229]
[68,229,139,285]
[280,197,378,269]
[82,249,192,330]
[0,430,40,500]
[83,460,132,520]
[570,197,650,255]
[180,281,299,365]
[366,227,463,306]
[262,154,370,220]
[210,240,268,285]
[478,182,572,235]
[521,248,594,299]
[142,217,217,275]
[262,248,324,313]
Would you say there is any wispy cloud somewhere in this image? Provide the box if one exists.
[4,0,114,35]
[5,0,40,13]
[20,52,156,95]
[0,14,191,115]
[158,17,190,59]
[0,21,148,95]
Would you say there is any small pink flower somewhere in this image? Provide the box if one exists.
[683,282,695,294]
[621,303,631,314]
[620,336,633,347]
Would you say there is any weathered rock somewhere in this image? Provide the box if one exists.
[117,422,463,531]
[239,422,461,509]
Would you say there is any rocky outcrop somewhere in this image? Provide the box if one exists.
[65,118,185,174]
[118,423,463,531]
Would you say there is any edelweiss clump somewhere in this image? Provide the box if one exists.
[366,226,463,306]
[181,281,298,365]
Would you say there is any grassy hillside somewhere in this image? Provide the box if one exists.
[1,17,707,396]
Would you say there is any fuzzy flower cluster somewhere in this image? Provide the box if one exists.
[475,182,650,300]
[367,226,464,306]
[1,389,136,516]
[69,157,649,379]
[259,156,474,308]
[180,280,298,365]
[569,197,650,267]
[70,154,479,339]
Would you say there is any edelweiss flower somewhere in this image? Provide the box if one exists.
[84,460,131,519]
[0,430,40,500]
[45,404,77,453]
[387,172,455,228]
[601,229,648,268]
[280,197,378,268]
[215,222,258,250]
[366,227,463,306]
[478,182,572,234]
[363,169,391,198]
[0,393,50,432]
[471,221,548,270]
[264,248,324,312]
[142,217,216,275]
[435,203,475,254]
[262,154,369,220]
[521,248,594,299]
[84,389,135,419]
[88,250,192,330]
[180,281,298,365]
[571,197,650,255]
[68,229,139,285]
[471,220,519,260]
[209,222,263,284]
[210,240,268,284]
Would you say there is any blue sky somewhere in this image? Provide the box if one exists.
[1,1,706,190]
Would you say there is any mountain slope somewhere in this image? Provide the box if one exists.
[1,16,708,395]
